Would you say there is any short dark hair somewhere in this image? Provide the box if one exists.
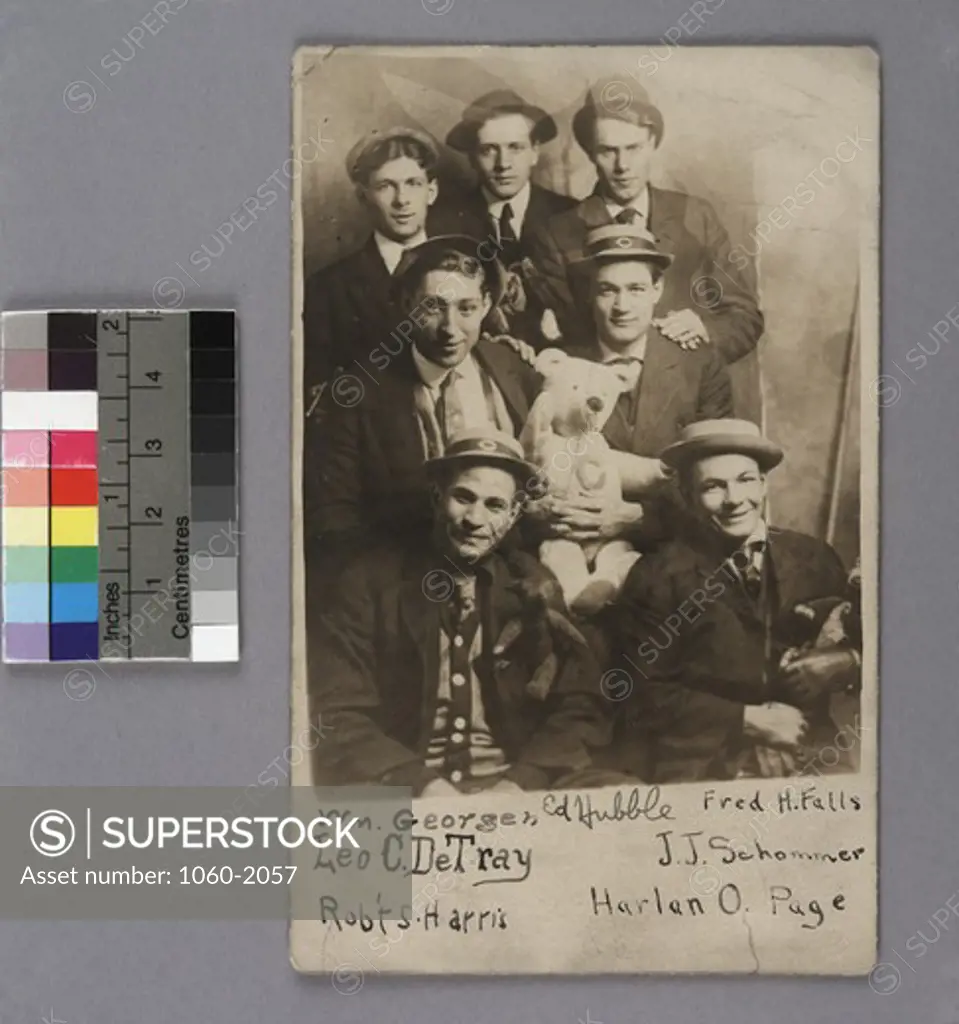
[353,136,438,186]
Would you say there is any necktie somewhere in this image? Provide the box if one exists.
[739,540,765,602]
[615,207,642,226]
[451,574,477,625]
[605,356,644,391]
[498,203,518,245]
[435,369,466,443]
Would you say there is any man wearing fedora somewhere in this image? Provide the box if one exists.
[311,234,541,575]
[440,90,578,347]
[540,223,733,551]
[528,78,764,372]
[608,420,860,783]
[309,428,615,796]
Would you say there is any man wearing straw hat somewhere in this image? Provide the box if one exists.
[528,78,763,366]
[309,427,617,796]
[608,419,861,783]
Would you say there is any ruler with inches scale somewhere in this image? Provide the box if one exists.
[0,309,239,663]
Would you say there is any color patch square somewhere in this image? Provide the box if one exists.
[50,621,98,661]
[1,311,48,351]
[4,582,49,623]
[2,350,47,390]
[3,431,48,468]
[192,624,239,662]
[51,468,97,506]
[4,546,48,583]
[51,546,97,583]
[2,391,97,431]
[47,312,96,350]
[3,507,48,546]
[51,506,97,546]
[4,622,50,661]
[51,431,97,468]
[52,582,98,623]
[49,350,97,391]
[3,467,48,506]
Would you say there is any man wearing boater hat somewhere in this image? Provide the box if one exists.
[540,223,734,552]
[608,420,861,783]
[528,78,763,369]
[439,89,578,346]
[309,428,615,797]
[313,234,540,574]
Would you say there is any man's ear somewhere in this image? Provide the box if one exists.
[428,481,443,510]
[480,293,493,320]
[530,141,541,162]
[426,178,439,207]
[652,275,665,302]
[354,183,369,208]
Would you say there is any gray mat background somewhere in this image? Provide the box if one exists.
[0,0,954,1021]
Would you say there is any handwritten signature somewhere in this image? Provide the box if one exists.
[541,786,674,830]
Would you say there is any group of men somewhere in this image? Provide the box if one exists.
[302,78,862,795]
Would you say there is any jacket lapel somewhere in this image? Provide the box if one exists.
[473,338,530,429]
[632,328,682,453]
[646,187,685,254]
[579,192,615,235]
[397,548,442,740]
[766,528,804,617]
[352,236,394,318]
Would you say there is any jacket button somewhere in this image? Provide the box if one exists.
[453,716,467,729]
[451,673,466,686]
[451,732,464,744]
[450,770,464,783]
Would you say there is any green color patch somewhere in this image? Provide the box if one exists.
[50,546,98,583]
[3,546,48,583]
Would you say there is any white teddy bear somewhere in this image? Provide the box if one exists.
[520,348,665,615]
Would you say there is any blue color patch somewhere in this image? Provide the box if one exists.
[51,582,98,623]
[4,582,49,623]
[50,622,98,661]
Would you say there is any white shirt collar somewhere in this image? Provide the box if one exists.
[597,334,648,365]
[484,181,532,233]
[411,345,480,391]
[374,229,427,275]
[604,185,650,223]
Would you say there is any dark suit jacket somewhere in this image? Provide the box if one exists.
[433,183,578,346]
[565,329,734,547]
[306,337,541,567]
[609,526,848,782]
[528,187,764,364]
[308,543,609,794]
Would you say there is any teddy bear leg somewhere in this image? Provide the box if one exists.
[573,541,642,616]
[539,538,591,610]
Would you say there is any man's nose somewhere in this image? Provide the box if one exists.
[392,187,410,207]
[586,396,604,413]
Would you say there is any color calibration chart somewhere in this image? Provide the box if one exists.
[0,310,239,663]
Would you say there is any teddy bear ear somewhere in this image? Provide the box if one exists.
[534,348,568,376]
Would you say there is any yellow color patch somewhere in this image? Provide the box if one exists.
[51,506,98,546]
[3,506,48,546]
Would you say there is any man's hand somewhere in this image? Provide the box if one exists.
[779,648,860,705]
[549,497,644,542]
[419,778,461,799]
[654,309,709,350]
[742,702,807,750]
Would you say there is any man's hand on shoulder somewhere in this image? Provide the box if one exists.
[743,702,807,750]
[654,309,710,350]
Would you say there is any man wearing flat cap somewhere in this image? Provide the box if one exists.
[536,223,733,556]
[607,420,861,783]
[303,127,448,398]
[528,78,764,379]
[309,428,617,796]
[438,90,578,346]
[312,234,541,577]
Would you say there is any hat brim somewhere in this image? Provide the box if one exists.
[660,436,784,473]
[446,108,557,152]
[346,126,440,183]
[570,248,673,269]
[390,234,508,306]
[425,451,541,488]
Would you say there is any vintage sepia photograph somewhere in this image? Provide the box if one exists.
[290,44,878,974]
